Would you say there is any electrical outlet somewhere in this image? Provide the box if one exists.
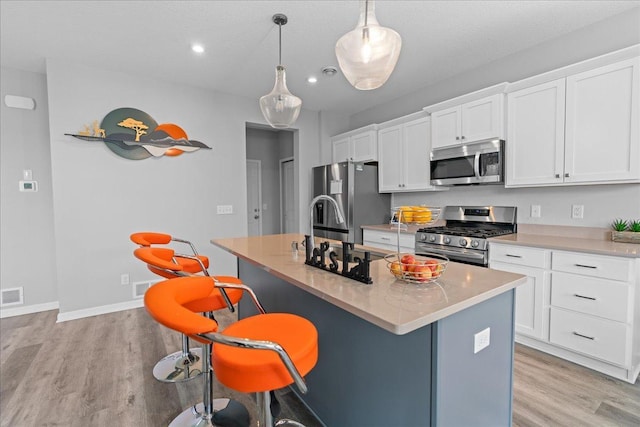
[474,327,490,354]
[530,205,541,218]
[571,204,584,219]
[216,205,233,215]
[121,273,130,286]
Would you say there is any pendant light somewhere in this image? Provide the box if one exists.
[259,14,302,129]
[335,0,402,90]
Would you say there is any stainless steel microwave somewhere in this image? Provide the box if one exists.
[430,139,505,186]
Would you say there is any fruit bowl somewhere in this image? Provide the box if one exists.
[384,252,448,284]
[391,206,441,226]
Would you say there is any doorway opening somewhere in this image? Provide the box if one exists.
[245,125,296,236]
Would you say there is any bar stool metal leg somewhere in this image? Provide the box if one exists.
[153,334,203,383]
[169,343,250,427]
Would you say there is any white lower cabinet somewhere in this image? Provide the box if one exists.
[489,245,550,340]
[549,307,628,367]
[362,229,414,253]
[489,242,639,383]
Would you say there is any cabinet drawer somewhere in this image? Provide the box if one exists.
[552,251,632,281]
[363,230,414,249]
[489,244,550,268]
[551,272,630,322]
[549,308,628,366]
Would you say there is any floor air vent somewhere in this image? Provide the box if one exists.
[132,280,159,299]
[1,287,24,307]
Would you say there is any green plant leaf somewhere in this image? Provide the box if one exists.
[612,218,628,231]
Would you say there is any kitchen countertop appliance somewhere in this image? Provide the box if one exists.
[415,205,517,267]
[312,161,390,245]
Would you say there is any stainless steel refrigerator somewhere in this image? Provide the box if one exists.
[312,161,390,244]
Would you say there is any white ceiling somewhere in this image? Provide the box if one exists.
[1,1,638,115]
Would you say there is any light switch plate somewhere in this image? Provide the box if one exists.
[217,205,233,214]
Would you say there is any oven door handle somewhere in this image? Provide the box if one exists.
[474,152,481,178]
[416,244,486,262]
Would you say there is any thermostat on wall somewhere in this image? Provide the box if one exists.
[19,180,38,192]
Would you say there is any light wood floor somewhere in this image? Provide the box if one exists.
[1,308,638,427]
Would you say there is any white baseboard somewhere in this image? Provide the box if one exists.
[56,299,144,323]
[0,301,60,318]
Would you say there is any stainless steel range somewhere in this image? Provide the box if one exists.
[415,206,517,267]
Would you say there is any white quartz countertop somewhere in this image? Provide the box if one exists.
[489,233,640,258]
[362,223,640,258]
[211,234,525,335]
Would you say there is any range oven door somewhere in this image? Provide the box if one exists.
[415,242,487,267]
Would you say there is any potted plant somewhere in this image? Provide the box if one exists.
[611,219,640,244]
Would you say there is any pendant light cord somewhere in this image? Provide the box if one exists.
[278,21,282,65]
[364,0,369,27]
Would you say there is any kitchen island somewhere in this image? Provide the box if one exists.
[212,234,526,427]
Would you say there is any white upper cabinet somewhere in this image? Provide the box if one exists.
[506,79,566,186]
[506,57,640,187]
[378,125,404,191]
[331,135,351,164]
[331,125,378,163]
[431,94,505,149]
[565,59,639,183]
[378,116,445,193]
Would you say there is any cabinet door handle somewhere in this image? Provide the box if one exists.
[461,136,466,140]
[455,136,460,141]
[506,254,522,258]
[572,332,595,340]
[555,174,560,178]
[573,293,596,301]
[574,263,597,269]
[564,173,570,178]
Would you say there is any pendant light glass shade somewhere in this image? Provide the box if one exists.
[260,65,302,129]
[335,0,402,90]
[260,14,302,129]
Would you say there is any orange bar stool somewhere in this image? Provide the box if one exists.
[133,246,261,384]
[130,231,212,277]
[131,232,250,383]
[145,276,318,427]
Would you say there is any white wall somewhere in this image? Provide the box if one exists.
[393,184,640,228]
[1,68,58,313]
[42,59,320,316]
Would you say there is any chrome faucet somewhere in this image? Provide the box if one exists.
[309,195,345,250]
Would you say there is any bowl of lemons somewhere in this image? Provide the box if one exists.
[392,206,441,226]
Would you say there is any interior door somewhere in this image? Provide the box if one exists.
[281,158,296,233]
[246,159,262,236]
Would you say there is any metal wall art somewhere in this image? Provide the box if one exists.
[65,107,211,160]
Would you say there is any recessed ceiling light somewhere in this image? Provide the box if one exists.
[307,76,318,84]
[191,44,205,54]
